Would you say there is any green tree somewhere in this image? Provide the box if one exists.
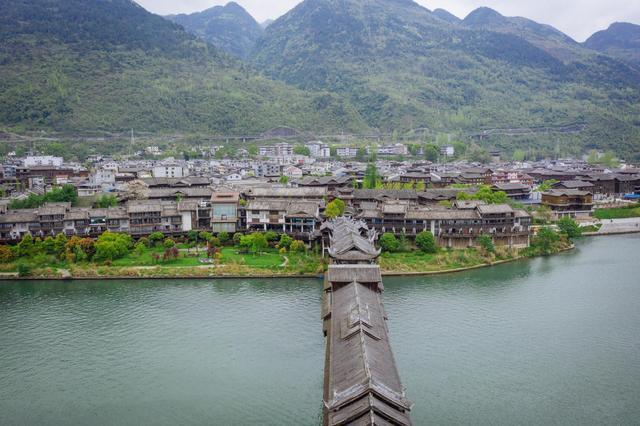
[532,227,560,255]
[163,238,176,248]
[379,232,399,252]
[416,231,437,253]
[293,145,310,156]
[278,234,293,250]
[537,179,559,192]
[16,234,34,257]
[325,198,346,218]
[149,232,165,246]
[290,240,306,253]
[94,232,132,261]
[95,195,118,208]
[240,232,268,254]
[557,217,582,238]
[363,163,380,189]
[424,144,439,162]
[198,231,213,242]
[218,232,230,244]
[279,175,289,184]
[512,149,526,162]
[476,235,495,253]
[233,232,243,246]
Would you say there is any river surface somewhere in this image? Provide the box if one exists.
[1,234,639,425]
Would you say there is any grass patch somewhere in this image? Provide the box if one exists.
[593,204,640,219]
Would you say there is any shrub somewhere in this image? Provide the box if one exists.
[264,231,279,243]
[290,240,306,253]
[531,227,560,255]
[416,231,437,253]
[557,217,582,238]
[198,231,213,242]
[209,237,221,247]
[17,263,31,277]
[137,237,150,248]
[476,235,495,253]
[94,232,132,261]
[163,238,176,248]
[325,198,346,218]
[240,232,268,254]
[149,232,164,246]
[233,232,243,245]
[278,234,293,250]
[218,232,230,244]
[279,247,287,255]
[0,245,15,263]
[379,232,399,252]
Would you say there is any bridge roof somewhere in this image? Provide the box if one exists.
[325,279,412,425]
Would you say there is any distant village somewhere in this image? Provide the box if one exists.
[1,139,639,249]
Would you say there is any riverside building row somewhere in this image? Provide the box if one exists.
[0,187,533,249]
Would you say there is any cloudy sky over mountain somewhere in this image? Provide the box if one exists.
[138,0,640,41]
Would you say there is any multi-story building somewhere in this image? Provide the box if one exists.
[541,189,594,218]
[258,143,293,157]
[211,192,239,233]
[336,147,358,158]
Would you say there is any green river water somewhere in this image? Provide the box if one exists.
[1,234,639,425]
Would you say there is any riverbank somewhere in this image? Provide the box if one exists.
[0,244,576,281]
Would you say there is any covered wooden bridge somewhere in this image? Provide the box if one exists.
[322,218,412,425]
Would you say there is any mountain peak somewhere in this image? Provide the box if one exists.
[432,8,461,24]
[584,21,640,65]
[165,1,262,59]
[464,7,504,25]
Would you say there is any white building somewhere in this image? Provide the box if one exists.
[226,173,242,181]
[152,163,188,178]
[259,143,293,157]
[283,165,303,179]
[307,141,331,158]
[440,145,455,157]
[336,147,358,158]
[23,156,63,168]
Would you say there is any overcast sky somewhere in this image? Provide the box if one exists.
[137,0,640,42]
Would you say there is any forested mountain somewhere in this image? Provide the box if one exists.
[0,0,367,134]
[461,7,583,61]
[584,22,640,67]
[1,0,639,160]
[251,0,640,159]
[166,2,263,59]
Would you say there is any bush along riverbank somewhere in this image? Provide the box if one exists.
[0,226,575,280]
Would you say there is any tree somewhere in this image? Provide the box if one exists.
[279,175,289,184]
[537,179,559,192]
[416,231,437,253]
[218,232,230,244]
[233,232,243,246]
[198,231,213,242]
[532,227,560,255]
[363,163,380,189]
[149,232,164,246]
[325,198,346,218]
[476,235,495,253]
[424,144,439,162]
[0,245,14,263]
[163,238,176,248]
[95,194,118,208]
[264,231,279,243]
[94,232,132,261]
[293,145,310,156]
[240,232,268,254]
[512,149,526,162]
[278,234,293,250]
[16,234,34,257]
[379,232,399,252]
[290,240,306,253]
[557,217,582,238]
[355,147,367,161]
